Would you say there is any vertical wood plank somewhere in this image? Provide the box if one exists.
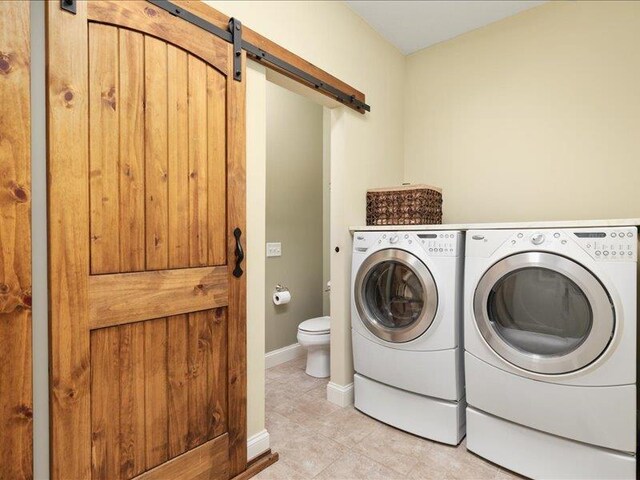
[188,55,208,267]
[145,36,169,270]
[91,328,121,480]
[187,310,209,449]
[227,51,248,476]
[47,2,92,479]
[0,2,32,478]
[208,308,228,439]
[119,322,146,478]
[167,45,190,269]
[207,67,227,266]
[167,314,189,458]
[89,23,120,274]
[119,28,145,272]
[144,317,169,469]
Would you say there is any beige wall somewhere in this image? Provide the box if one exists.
[244,62,267,441]
[265,83,324,353]
[404,1,640,223]
[205,1,406,439]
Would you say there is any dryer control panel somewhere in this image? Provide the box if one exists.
[572,228,637,261]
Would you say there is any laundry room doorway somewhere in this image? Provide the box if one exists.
[263,78,331,366]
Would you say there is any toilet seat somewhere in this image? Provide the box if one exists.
[298,316,330,335]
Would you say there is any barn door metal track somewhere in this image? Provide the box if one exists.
[146,0,371,112]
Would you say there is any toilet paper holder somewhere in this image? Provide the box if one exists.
[275,284,289,293]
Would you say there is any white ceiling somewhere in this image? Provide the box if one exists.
[346,1,546,55]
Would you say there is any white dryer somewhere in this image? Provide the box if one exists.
[464,227,637,479]
[351,230,465,445]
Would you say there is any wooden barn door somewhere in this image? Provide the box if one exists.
[47,2,246,479]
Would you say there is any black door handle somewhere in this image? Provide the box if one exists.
[233,227,244,278]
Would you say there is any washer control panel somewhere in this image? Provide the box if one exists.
[353,231,462,256]
[417,232,462,256]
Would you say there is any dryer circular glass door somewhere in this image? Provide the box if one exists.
[354,249,438,343]
[474,251,614,374]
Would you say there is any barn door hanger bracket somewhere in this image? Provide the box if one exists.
[60,0,76,14]
[229,18,243,82]
[146,0,370,111]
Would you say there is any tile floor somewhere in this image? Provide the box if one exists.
[257,357,523,480]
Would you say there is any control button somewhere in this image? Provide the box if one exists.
[561,240,567,245]
[511,240,516,245]
[389,235,399,244]
[587,243,591,248]
[408,240,412,244]
[612,251,617,256]
[428,248,433,252]
[439,248,443,252]
[517,233,523,238]
[604,251,609,256]
[628,232,633,238]
[531,233,545,245]
[554,233,560,238]
[404,234,409,239]
[382,234,387,239]
[595,250,601,256]
[611,233,617,238]
[629,251,633,256]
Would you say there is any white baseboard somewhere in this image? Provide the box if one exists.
[326,381,354,407]
[247,429,270,461]
[265,343,305,369]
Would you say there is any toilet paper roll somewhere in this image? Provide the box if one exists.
[273,290,291,305]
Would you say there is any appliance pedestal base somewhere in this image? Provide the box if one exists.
[466,407,636,480]
[354,373,465,445]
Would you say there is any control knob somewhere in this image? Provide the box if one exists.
[389,234,399,244]
[531,233,545,245]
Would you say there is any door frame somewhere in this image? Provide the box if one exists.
[46,1,246,478]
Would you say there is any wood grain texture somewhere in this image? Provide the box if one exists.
[145,35,169,271]
[134,434,229,480]
[167,314,190,458]
[172,0,366,113]
[188,56,209,268]
[144,317,169,469]
[0,2,32,479]
[91,327,121,479]
[47,2,92,479]
[167,45,190,269]
[207,67,227,266]
[119,29,146,273]
[89,23,120,274]
[118,322,147,478]
[208,308,228,439]
[187,310,209,449]
[88,0,228,76]
[88,266,229,329]
[226,51,248,477]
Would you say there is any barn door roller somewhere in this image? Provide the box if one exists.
[146,0,371,112]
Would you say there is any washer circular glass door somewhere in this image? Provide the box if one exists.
[354,249,438,343]
[474,252,614,374]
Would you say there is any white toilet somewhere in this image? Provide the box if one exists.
[297,316,330,378]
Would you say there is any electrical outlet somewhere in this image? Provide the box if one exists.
[266,242,282,257]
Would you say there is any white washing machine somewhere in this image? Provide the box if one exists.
[351,230,465,445]
[464,227,637,479]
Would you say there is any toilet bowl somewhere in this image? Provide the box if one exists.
[297,316,330,378]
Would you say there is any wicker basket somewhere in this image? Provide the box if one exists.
[366,184,442,226]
